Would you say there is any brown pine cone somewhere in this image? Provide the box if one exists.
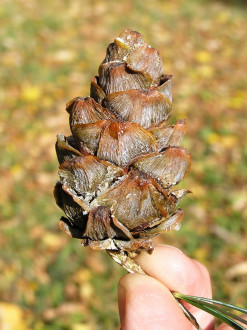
[54,29,191,255]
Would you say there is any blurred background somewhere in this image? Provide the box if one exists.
[0,0,247,329]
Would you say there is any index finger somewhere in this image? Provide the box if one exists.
[136,245,214,329]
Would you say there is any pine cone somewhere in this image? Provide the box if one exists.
[54,29,191,254]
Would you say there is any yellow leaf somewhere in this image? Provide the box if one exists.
[72,324,95,330]
[10,164,23,179]
[206,132,219,144]
[42,232,65,251]
[79,282,94,300]
[53,49,76,63]
[227,91,245,109]
[195,51,211,63]
[217,11,230,23]
[189,183,206,198]
[73,269,91,284]
[206,133,237,149]
[221,135,237,148]
[21,86,41,102]
[198,65,214,78]
[0,302,27,330]
[194,247,209,265]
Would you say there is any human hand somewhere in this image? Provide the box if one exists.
[118,245,235,330]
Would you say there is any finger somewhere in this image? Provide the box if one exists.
[217,315,247,330]
[118,273,193,330]
[136,245,214,329]
[136,245,212,297]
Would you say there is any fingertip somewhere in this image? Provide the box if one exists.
[136,245,211,298]
[135,245,214,329]
[118,273,192,330]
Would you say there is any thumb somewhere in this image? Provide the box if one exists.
[118,273,192,330]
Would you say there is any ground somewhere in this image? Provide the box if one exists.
[0,0,247,328]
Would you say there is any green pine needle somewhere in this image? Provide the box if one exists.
[173,292,247,330]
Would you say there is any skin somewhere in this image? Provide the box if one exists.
[118,245,244,330]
